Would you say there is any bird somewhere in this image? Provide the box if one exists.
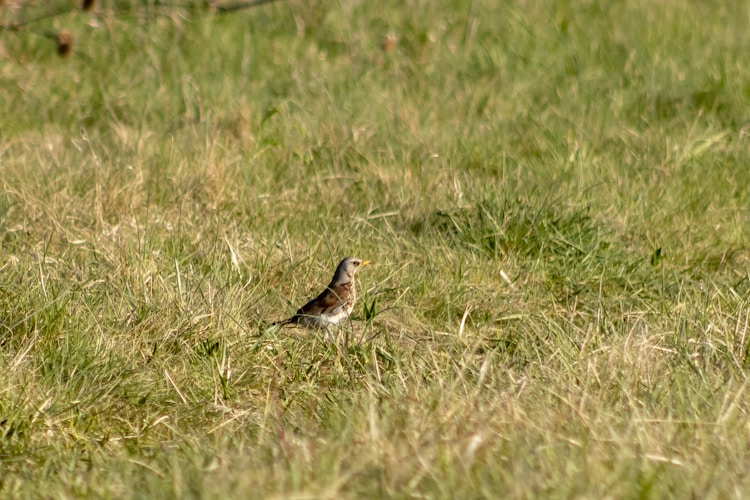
[273,257,370,329]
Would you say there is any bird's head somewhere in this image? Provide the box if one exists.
[333,257,370,283]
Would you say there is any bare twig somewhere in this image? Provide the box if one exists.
[0,5,74,32]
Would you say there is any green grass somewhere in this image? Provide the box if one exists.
[1,0,750,497]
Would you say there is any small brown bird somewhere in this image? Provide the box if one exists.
[274,257,370,329]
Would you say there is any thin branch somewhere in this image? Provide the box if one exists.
[0,5,75,32]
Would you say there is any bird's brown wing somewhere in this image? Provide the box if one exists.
[294,286,342,319]
[273,289,340,327]
[273,282,352,327]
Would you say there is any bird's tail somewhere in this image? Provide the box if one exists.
[270,318,293,327]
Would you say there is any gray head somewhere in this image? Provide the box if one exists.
[330,257,370,285]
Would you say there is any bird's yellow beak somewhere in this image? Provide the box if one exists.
[361,260,371,267]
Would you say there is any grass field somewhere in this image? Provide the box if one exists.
[1,0,750,497]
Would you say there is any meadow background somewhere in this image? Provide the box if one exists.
[1,0,750,497]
